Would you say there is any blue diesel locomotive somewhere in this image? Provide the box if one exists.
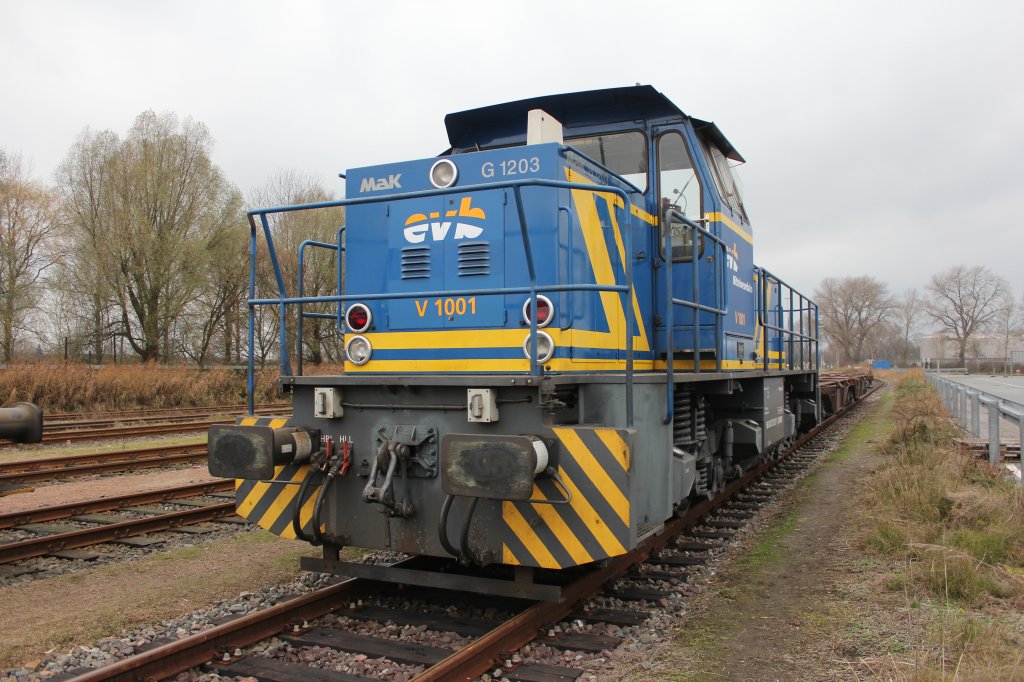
[209,85,820,599]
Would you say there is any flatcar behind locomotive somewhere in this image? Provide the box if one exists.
[208,85,821,599]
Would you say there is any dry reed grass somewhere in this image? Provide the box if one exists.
[0,363,283,412]
[862,371,1024,678]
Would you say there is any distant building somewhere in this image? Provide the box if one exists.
[917,331,1024,368]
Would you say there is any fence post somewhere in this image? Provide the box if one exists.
[959,386,968,428]
[969,390,980,437]
[1019,412,1024,486]
[979,396,1000,464]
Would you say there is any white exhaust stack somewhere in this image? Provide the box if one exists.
[527,109,563,145]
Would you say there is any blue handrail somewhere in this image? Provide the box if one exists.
[245,174,639,426]
[755,267,819,372]
[661,209,729,425]
[296,234,343,377]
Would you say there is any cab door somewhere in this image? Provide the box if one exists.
[654,128,718,362]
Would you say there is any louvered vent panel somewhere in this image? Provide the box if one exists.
[458,241,490,276]
[400,247,431,279]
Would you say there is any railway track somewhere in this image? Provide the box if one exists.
[59,381,882,682]
[40,417,239,443]
[0,481,240,567]
[0,443,207,484]
[15,404,290,443]
[43,402,288,430]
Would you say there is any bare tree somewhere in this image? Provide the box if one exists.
[925,265,1007,367]
[0,150,58,361]
[815,276,893,366]
[248,171,344,369]
[54,112,242,362]
[894,288,923,367]
[54,128,120,362]
[176,214,247,367]
[993,291,1019,374]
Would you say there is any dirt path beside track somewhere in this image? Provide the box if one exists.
[618,391,902,680]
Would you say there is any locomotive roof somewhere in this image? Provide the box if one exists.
[444,84,744,163]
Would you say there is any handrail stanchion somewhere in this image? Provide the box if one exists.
[246,215,258,416]
[662,206,675,425]
[511,186,539,377]
[336,227,346,336]
[258,213,293,378]
[691,222,700,374]
[296,239,339,377]
[621,195,635,428]
[659,210,736,423]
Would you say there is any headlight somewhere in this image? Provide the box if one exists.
[522,331,555,364]
[429,159,458,189]
[345,335,373,365]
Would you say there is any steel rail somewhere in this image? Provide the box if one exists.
[0,442,202,473]
[40,418,232,443]
[45,402,288,422]
[0,480,234,529]
[0,502,236,564]
[0,452,206,484]
[415,379,884,680]
[0,446,207,484]
[66,560,418,682]
[65,379,880,682]
[45,414,252,432]
[45,407,290,433]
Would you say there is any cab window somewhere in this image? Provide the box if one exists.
[700,137,748,222]
[658,132,704,262]
[566,131,647,192]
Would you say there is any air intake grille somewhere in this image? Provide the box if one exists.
[400,246,430,279]
[458,241,490,276]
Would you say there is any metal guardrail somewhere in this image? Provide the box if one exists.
[928,374,1024,483]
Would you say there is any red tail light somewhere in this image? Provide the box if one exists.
[521,295,553,328]
[346,304,371,332]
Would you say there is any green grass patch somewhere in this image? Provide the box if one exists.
[737,510,798,569]
[866,521,910,555]
[946,526,1019,565]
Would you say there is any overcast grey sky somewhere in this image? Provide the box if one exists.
[2,0,1021,299]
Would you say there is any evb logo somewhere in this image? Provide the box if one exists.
[403,197,486,244]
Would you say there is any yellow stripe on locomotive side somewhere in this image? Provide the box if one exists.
[596,429,630,471]
[600,192,651,353]
[502,426,632,567]
[279,479,321,540]
[237,467,281,518]
[566,167,650,354]
[343,357,657,373]
[252,465,306,532]
[526,485,594,566]
[707,211,753,245]
[555,466,627,557]
[502,501,561,568]
[554,427,629,525]
[235,464,320,539]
